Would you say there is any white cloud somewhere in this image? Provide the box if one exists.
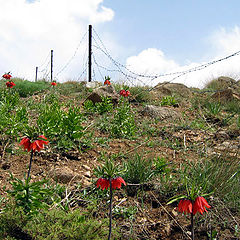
[0,0,114,81]
[126,48,179,75]
[125,26,240,88]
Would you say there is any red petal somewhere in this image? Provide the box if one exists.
[96,178,110,190]
[20,137,32,152]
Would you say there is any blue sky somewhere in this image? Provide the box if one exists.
[99,0,240,62]
[1,0,240,87]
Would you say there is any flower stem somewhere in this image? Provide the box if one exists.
[108,177,113,240]
[191,210,194,240]
[27,149,34,181]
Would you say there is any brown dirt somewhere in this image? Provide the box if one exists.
[0,93,239,240]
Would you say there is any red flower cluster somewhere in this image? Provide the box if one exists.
[2,73,12,80]
[20,135,49,152]
[6,81,16,88]
[96,177,126,190]
[119,89,130,97]
[104,79,111,85]
[51,82,57,86]
[178,196,211,215]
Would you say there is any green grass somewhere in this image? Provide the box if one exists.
[0,78,50,97]
[0,206,119,240]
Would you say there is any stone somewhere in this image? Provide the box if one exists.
[152,82,192,98]
[211,89,240,102]
[86,81,101,89]
[84,85,119,105]
[51,167,77,184]
[142,105,180,120]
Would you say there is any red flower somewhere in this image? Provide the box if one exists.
[178,199,193,214]
[96,177,126,190]
[104,79,111,85]
[6,81,16,88]
[51,82,57,86]
[2,73,12,80]
[120,89,130,97]
[111,177,126,189]
[193,196,211,215]
[19,137,32,152]
[96,178,110,190]
[20,135,49,152]
[125,90,130,97]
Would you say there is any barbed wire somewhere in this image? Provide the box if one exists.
[38,52,51,69]
[93,27,240,83]
[76,58,88,81]
[91,27,240,99]
[92,53,105,82]
[92,44,154,87]
[55,30,88,78]
[39,60,51,73]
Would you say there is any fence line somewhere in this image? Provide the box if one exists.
[55,30,88,78]
[27,26,240,86]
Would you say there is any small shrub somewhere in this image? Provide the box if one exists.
[123,154,153,184]
[160,96,177,106]
[205,101,222,115]
[0,88,20,110]
[237,115,240,129]
[223,100,240,114]
[84,97,113,114]
[7,176,52,215]
[11,79,49,97]
[0,207,119,240]
[109,99,136,138]
[83,99,95,112]
[37,101,85,149]
[128,86,151,102]
[95,96,113,114]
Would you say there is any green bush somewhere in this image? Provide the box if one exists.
[37,100,85,149]
[109,99,136,138]
[123,154,153,184]
[0,207,119,240]
[128,86,151,102]
[10,79,49,97]
[0,88,20,110]
[176,157,240,211]
[223,100,240,114]
[83,97,113,114]
[205,101,222,115]
[7,176,52,215]
[160,96,177,106]
[237,115,240,129]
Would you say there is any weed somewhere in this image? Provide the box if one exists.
[7,175,52,215]
[109,99,136,138]
[123,154,153,184]
[11,79,49,97]
[205,101,222,115]
[0,207,119,240]
[128,86,151,102]
[113,205,137,220]
[160,96,177,106]
[223,100,240,114]
[37,101,85,150]
[237,115,240,129]
[84,97,113,114]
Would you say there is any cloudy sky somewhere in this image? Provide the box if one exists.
[1,0,240,88]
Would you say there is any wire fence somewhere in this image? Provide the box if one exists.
[26,25,240,93]
[91,27,240,95]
